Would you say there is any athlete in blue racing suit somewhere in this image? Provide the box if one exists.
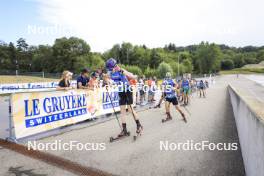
[106,58,143,137]
[162,72,187,122]
[181,78,190,105]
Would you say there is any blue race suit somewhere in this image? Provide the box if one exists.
[182,80,190,94]
[162,78,176,98]
[110,71,130,92]
[182,80,189,89]
[199,81,205,89]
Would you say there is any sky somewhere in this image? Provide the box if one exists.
[0,0,264,52]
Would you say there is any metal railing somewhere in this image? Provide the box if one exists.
[0,70,61,79]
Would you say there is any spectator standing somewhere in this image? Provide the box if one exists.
[138,77,145,105]
[57,70,73,90]
[147,77,155,102]
[77,68,90,89]
[88,72,99,90]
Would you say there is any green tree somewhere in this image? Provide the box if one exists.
[221,59,234,70]
[164,43,177,52]
[194,42,222,73]
[144,66,157,78]
[103,44,121,62]
[243,52,257,64]
[16,38,32,71]
[131,46,151,70]
[52,37,90,72]
[169,62,186,76]
[232,53,245,68]
[74,54,105,73]
[17,38,28,51]
[182,59,193,73]
[157,62,173,78]
[0,43,12,70]
[119,64,143,76]
[8,42,17,70]
[150,49,162,69]
[120,42,133,65]
[256,50,264,63]
[32,45,53,72]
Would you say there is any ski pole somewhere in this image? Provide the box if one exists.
[105,86,122,130]
[129,104,136,120]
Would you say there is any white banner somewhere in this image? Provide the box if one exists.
[11,88,134,139]
[0,81,77,94]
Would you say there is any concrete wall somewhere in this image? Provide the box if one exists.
[228,85,264,176]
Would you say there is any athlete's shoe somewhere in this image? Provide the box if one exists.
[154,104,161,108]
[118,130,130,137]
[136,125,143,134]
[166,112,172,119]
[162,112,172,123]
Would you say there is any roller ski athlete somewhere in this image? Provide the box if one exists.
[106,58,143,142]
[161,72,187,123]
[181,77,190,105]
[198,80,206,98]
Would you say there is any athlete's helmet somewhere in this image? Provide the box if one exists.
[166,72,172,78]
[105,58,117,71]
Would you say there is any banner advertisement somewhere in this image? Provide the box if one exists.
[11,88,123,139]
[0,81,77,94]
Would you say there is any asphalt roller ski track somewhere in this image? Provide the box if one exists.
[0,75,246,176]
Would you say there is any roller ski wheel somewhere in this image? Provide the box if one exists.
[149,104,160,109]
[162,112,172,123]
[134,126,143,141]
[162,117,172,123]
[109,131,130,143]
[133,133,142,141]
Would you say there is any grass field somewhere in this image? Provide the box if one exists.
[0,75,59,84]
[219,68,264,75]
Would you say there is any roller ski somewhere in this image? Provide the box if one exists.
[133,125,143,141]
[110,130,130,143]
[149,104,160,109]
[162,112,172,123]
